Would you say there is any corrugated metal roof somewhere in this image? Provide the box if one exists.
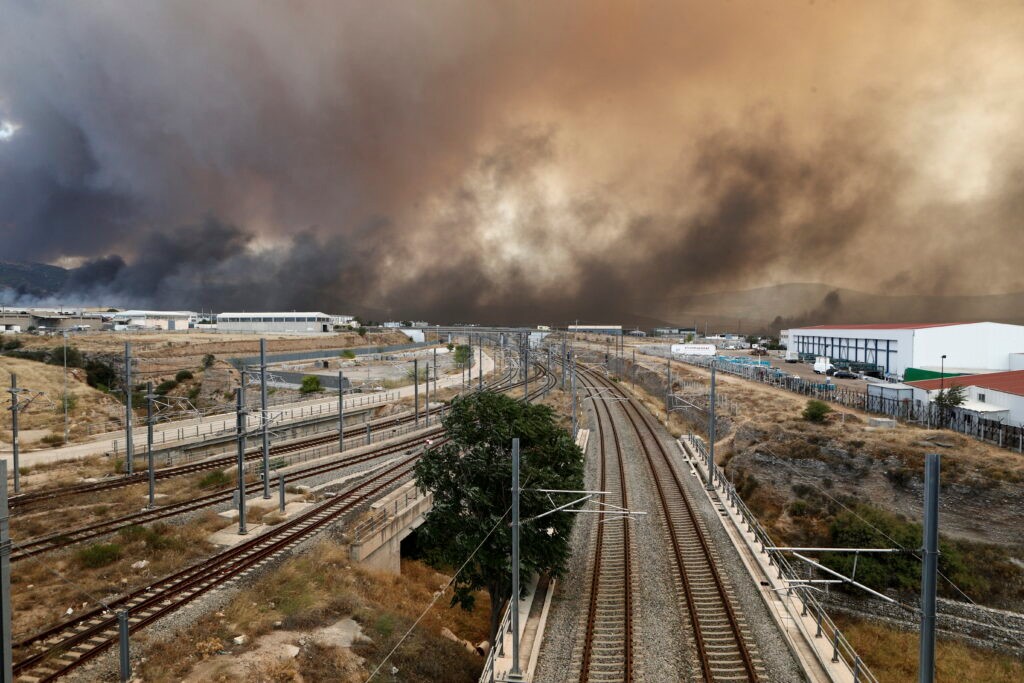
[795,322,968,331]
[906,370,1024,397]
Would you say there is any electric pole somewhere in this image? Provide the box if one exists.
[124,342,134,475]
[260,339,270,499]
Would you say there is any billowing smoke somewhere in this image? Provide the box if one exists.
[2,1,1024,323]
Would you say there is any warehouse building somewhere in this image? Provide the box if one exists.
[217,312,335,334]
[906,371,1024,426]
[788,322,1024,380]
[112,310,195,330]
[568,324,622,336]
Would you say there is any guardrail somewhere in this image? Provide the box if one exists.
[479,603,514,683]
[351,487,425,543]
[685,433,879,683]
[112,391,398,459]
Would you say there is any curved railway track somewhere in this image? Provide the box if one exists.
[9,365,519,514]
[576,373,634,682]
[11,365,529,560]
[582,368,762,682]
[11,361,557,682]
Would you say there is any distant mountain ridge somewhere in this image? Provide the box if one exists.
[0,260,69,298]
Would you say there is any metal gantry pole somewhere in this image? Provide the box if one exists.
[425,364,431,427]
[235,384,247,535]
[414,359,420,427]
[524,345,530,400]
[510,437,523,679]
[1,460,12,683]
[919,453,940,683]
[146,382,155,509]
[707,364,717,491]
[571,356,578,437]
[8,375,19,494]
[665,358,671,422]
[124,342,134,475]
[561,335,567,390]
[118,610,130,682]
[338,370,345,452]
[632,348,636,393]
[62,331,69,445]
[478,334,483,391]
[260,339,271,499]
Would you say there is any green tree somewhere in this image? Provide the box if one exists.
[802,399,832,422]
[340,349,356,360]
[357,326,367,337]
[414,392,584,641]
[299,375,323,394]
[201,354,216,369]
[934,384,967,410]
[453,344,472,367]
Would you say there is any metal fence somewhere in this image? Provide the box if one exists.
[645,348,1024,455]
[228,341,430,368]
[685,434,878,683]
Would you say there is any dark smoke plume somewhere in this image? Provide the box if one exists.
[2,1,1024,323]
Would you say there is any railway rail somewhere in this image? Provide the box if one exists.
[582,368,762,682]
[575,373,634,682]
[10,360,557,682]
[9,364,519,514]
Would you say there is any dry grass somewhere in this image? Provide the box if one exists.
[0,357,122,439]
[140,538,490,682]
[833,614,1024,683]
[11,510,222,637]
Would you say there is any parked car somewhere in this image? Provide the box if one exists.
[832,369,858,379]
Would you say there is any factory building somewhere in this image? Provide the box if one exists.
[788,322,1024,380]
[568,324,623,336]
[906,371,1024,426]
[112,310,195,331]
[217,312,335,334]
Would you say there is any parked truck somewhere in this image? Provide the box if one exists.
[813,356,835,374]
[784,349,800,362]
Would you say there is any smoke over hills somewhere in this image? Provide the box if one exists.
[2,2,1024,323]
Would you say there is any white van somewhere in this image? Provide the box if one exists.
[813,356,835,374]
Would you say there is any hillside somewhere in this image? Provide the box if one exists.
[0,260,69,298]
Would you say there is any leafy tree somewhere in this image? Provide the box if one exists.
[453,344,472,367]
[802,399,832,422]
[201,353,216,369]
[414,392,584,641]
[299,375,322,394]
[934,384,967,410]
[155,379,178,395]
[340,349,357,359]
[446,342,455,352]
[175,369,194,382]
[357,327,367,337]
[684,333,695,343]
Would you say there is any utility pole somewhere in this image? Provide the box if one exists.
[919,453,940,683]
[338,370,345,452]
[707,364,717,491]
[146,382,155,509]
[510,438,523,681]
[235,381,247,535]
[425,364,431,427]
[632,348,636,393]
[478,334,483,391]
[561,335,567,390]
[665,358,671,422]
[260,339,270,499]
[571,355,578,437]
[7,375,19,494]
[413,359,419,427]
[524,345,530,400]
[62,330,69,445]
[1,460,12,683]
[124,342,134,475]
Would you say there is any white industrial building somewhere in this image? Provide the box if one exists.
[788,322,1024,379]
[906,371,1024,426]
[568,324,623,336]
[216,312,335,334]
[112,310,195,330]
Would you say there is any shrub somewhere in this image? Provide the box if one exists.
[788,500,810,517]
[175,369,194,382]
[155,379,178,395]
[357,327,367,337]
[198,470,231,489]
[802,399,832,422]
[41,432,64,446]
[340,350,356,360]
[2,338,22,351]
[202,354,216,369]
[59,391,78,412]
[77,543,122,568]
[187,385,201,401]
[300,375,322,394]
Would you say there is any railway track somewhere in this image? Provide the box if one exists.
[583,368,762,682]
[575,374,634,682]
[11,365,528,559]
[9,365,519,514]
[11,361,558,681]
